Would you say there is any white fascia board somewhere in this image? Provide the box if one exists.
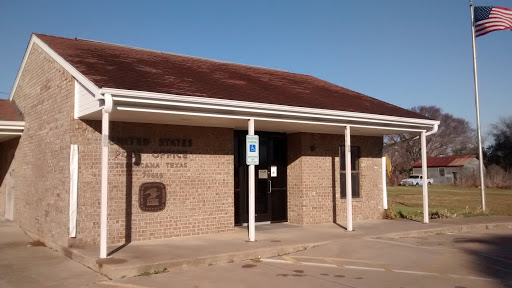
[112,96,431,129]
[0,122,25,135]
[101,88,440,128]
[116,105,426,133]
[10,34,101,101]
[0,121,24,135]
[0,121,25,127]
[0,126,25,130]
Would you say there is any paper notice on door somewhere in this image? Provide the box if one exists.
[271,165,277,177]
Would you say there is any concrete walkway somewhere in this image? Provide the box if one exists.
[0,220,106,288]
[64,216,512,279]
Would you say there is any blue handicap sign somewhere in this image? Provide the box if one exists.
[249,144,256,152]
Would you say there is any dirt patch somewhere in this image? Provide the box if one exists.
[293,270,304,273]
[241,264,257,268]
[334,274,345,278]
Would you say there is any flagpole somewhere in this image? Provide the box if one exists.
[470,0,486,211]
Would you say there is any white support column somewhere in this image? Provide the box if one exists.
[421,131,429,224]
[248,118,255,242]
[100,94,112,259]
[345,126,353,232]
[382,155,388,210]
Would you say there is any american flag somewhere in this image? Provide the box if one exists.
[474,6,512,38]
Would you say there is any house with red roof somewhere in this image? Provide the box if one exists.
[0,34,439,258]
[413,156,479,184]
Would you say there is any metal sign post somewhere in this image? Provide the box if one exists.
[247,119,257,242]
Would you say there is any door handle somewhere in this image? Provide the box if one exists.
[268,180,272,194]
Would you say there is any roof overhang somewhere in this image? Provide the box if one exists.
[12,34,439,137]
[10,34,101,101]
[77,87,439,136]
[0,121,24,142]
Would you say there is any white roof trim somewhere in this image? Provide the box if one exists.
[0,121,24,136]
[116,106,427,133]
[102,88,440,129]
[9,34,101,101]
[0,121,25,126]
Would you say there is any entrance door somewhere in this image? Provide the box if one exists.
[234,131,287,225]
[254,136,271,222]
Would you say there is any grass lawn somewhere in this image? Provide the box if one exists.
[387,185,512,219]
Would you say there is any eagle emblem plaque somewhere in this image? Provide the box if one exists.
[139,182,166,212]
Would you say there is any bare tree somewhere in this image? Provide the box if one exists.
[486,116,512,172]
[385,106,476,180]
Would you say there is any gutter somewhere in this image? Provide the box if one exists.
[0,121,25,136]
[425,123,439,136]
[99,88,440,131]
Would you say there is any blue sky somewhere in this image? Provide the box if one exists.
[1,0,511,134]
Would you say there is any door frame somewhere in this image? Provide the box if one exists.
[234,131,287,225]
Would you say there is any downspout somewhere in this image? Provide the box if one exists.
[424,123,439,136]
[100,93,113,259]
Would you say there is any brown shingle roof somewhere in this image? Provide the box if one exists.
[413,156,476,168]
[35,33,429,120]
[0,99,23,121]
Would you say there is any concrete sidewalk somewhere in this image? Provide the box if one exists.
[0,220,106,288]
[63,216,512,279]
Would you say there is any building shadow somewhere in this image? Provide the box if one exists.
[453,235,512,287]
[108,150,140,256]
[0,138,19,187]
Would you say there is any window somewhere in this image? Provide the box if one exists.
[340,146,360,198]
[439,168,445,177]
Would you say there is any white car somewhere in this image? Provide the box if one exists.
[400,174,433,186]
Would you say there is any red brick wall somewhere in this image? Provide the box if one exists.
[10,42,235,248]
[287,133,384,225]
[9,43,74,246]
[70,121,234,247]
[287,133,304,225]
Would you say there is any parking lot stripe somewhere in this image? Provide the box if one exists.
[300,262,338,268]
[98,281,150,288]
[448,274,494,281]
[392,269,439,276]
[281,255,301,264]
[291,255,385,264]
[261,258,293,264]
[344,265,385,271]
[367,238,455,251]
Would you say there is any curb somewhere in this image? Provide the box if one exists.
[71,241,329,279]
[371,222,512,239]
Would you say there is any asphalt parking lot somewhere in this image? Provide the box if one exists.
[90,228,512,288]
